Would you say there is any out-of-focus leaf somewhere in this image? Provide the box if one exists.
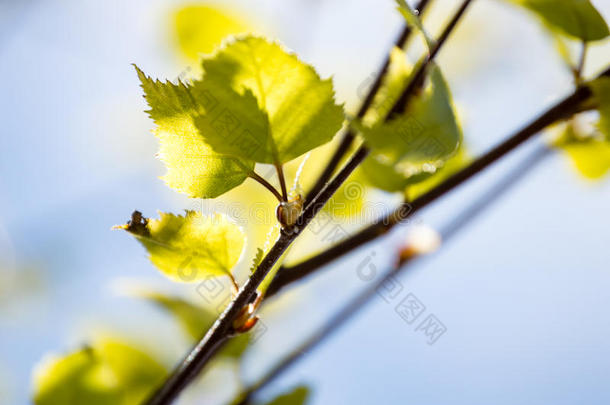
[32,339,166,405]
[195,36,344,165]
[135,66,255,198]
[136,291,250,359]
[118,211,245,282]
[263,386,309,405]
[510,0,609,42]
[590,77,610,140]
[359,50,461,192]
[561,136,610,179]
[395,0,435,50]
[174,5,251,61]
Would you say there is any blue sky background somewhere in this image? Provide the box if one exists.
[1,0,610,404]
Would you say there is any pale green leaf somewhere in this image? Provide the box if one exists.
[32,339,166,405]
[136,66,255,198]
[194,35,344,164]
[511,0,609,42]
[359,53,462,192]
[119,211,246,282]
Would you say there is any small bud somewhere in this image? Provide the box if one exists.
[276,195,303,228]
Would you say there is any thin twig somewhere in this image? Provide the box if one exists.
[305,0,433,206]
[266,74,606,298]
[248,172,283,202]
[236,144,553,404]
[144,2,476,403]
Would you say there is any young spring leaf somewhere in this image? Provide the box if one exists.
[359,50,462,192]
[194,35,344,165]
[32,339,166,405]
[118,211,245,282]
[136,66,255,198]
[510,0,609,42]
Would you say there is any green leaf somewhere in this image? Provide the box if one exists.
[511,0,609,42]
[395,0,435,50]
[194,36,344,165]
[136,66,255,198]
[264,386,309,405]
[119,211,246,282]
[590,77,610,140]
[32,339,166,405]
[173,5,251,61]
[359,52,461,192]
[136,291,250,359]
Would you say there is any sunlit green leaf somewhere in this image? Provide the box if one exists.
[32,339,166,405]
[173,5,251,61]
[118,211,245,282]
[194,36,344,165]
[359,50,461,192]
[136,66,255,198]
[511,0,609,42]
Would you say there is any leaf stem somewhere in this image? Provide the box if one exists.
[574,41,588,84]
[275,163,289,201]
[304,0,433,206]
[248,171,283,202]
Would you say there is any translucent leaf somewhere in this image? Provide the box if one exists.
[194,35,344,165]
[264,386,309,405]
[32,339,166,405]
[511,0,609,42]
[359,52,461,192]
[118,211,246,282]
[136,291,250,359]
[136,66,255,198]
[174,5,251,61]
